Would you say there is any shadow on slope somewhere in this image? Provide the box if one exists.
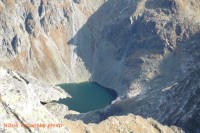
[67,31,200,133]
[68,0,170,94]
[67,0,200,132]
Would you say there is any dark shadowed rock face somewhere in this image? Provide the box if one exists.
[68,0,200,99]
[65,0,200,132]
[73,0,81,4]
[1,0,200,132]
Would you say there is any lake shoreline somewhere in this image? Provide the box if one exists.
[56,82,118,113]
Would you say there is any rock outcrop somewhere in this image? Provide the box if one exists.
[0,67,70,133]
[64,114,184,133]
[0,67,183,133]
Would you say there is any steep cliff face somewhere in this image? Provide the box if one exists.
[71,0,200,97]
[0,0,105,84]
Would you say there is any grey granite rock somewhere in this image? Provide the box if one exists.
[44,102,69,119]
[0,67,70,133]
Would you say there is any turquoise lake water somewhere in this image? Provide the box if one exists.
[57,82,117,113]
